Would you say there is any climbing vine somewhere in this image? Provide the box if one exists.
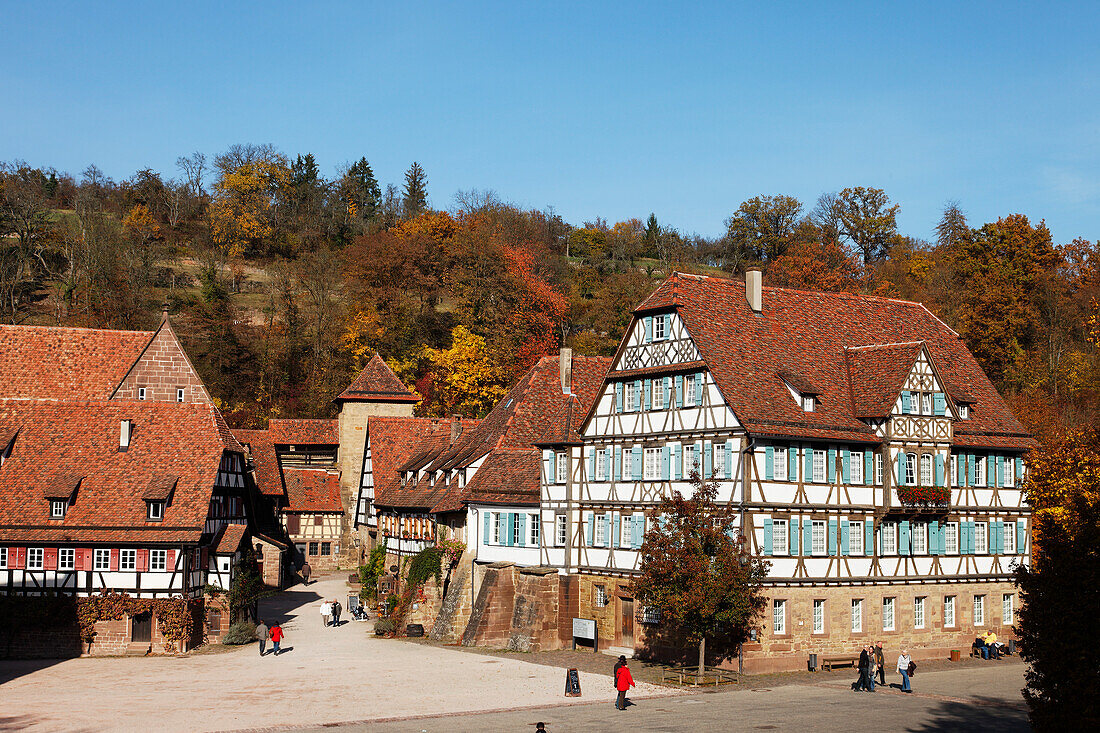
[76,593,203,651]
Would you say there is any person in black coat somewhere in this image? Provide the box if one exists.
[857,646,875,691]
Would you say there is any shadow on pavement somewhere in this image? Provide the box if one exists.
[257,588,323,625]
[906,695,1029,733]
[0,657,69,686]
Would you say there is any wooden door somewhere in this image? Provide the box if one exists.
[132,613,152,643]
[620,598,634,648]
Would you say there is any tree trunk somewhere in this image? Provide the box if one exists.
[697,635,706,685]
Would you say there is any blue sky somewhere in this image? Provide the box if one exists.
[2,1,1098,243]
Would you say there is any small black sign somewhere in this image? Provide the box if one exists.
[565,668,581,697]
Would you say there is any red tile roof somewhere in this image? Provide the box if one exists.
[0,325,153,400]
[283,468,343,513]
[336,354,419,403]
[845,342,924,418]
[635,273,1032,449]
[213,523,248,554]
[373,417,477,511]
[234,428,284,498]
[0,399,240,544]
[268,419,339,445]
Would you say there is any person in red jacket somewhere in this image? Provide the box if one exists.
[614,656,635,710]
[269,623,284,656]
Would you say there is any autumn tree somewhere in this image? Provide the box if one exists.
[723,194,803,266]
[402,162,428,219]
[813,187,899,265]
[342,157,382,225]
[632,471,770,682]
[420,326,508,417]
[767,221,861,292]
[1014,429,1100,729]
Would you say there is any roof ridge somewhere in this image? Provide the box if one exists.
[0,324,155,336]
[845,341,925,351]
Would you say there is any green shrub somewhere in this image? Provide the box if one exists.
[407,547,443,588]
[374,618,395,635]
[221,621,256,645]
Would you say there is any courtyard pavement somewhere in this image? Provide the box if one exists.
[0,574,670,732]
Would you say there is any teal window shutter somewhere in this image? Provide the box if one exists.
[790,519,800,555]
[517,514,526,546]
[615,383,623,413]
[695,373,703,404]
[663,376,671,407]
[996,520,1005,553]
[804,446,813,481]
[631,516,643,549]
[612,513,620,548]
[1016,457,1023,482]
[613,446,621,482]
[966,521,975,554]
[933,392,945,415]
[662,446,670,480]
[803,519,812,555]
[968,455,976,486]
[935,455,945,487]
[675,375,683,408]
[505,514,514,547]
[704,441,713,478]
[724,441,733,479]
[634,380,642,412]
[865,521,874,556]
[673,443,682,480]
[930,521,940,555]
[600,513,610,547]
[763,520,773,556]
[549,451,557,484]
[588,447,595,479]
[864,451,873,485]
[644,316,653,343]
[586,512,594,547]
[841,449,850,483]
[644,380,651,411]
[790,447,799,481]
[765,446,774,481]
[996,456,1004,487]
[1017,521,1026,554]
[828,519,838,555]
[827,449,836,482]
[663,313,671,337]
[483,511,491,544]
[899,520,910,555]
[878,524,885,554]
[840,519,850,556]
[901,390,911,414]
[633,446,643,481]
[896,453,904,484]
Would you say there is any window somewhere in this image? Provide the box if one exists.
[683,444,696,474]
[594,584,608,607]
[138,387,147,400]
[27,547,43,570]
[624,382,637,411]
[596,450,609,481]
[176,387,185,403]
[685,377,697,407]
[594,515,607,547]
[950,455,958,487]
[150,549,167,571]
[314,514,324,526]
[812,599,825,634]
[57,548,74,570]
[1006,457,1015,487]
[1003,522,1016,554]
[1003,594,1014,625]
[883,597,895,631]
[147,501,164,521]
[643,448,660,481]
[774,447,788,481]
[945,522,959,554]
[0,547,7,569]
[976,455,987,486]
[555,514,568,546]
[874,452,883,485]
[654,315,666,340]
[556,452,568,484]
[921,392,932,415]
[958,404,969,419]
[850,451,863,484]
[321,542,332,556]
[920,454,932,486]
[713,444,725,477]
[944,595,956,627]
[849,521,863,555]
[974,595,985,626]
[528,514,540,546]
[622,447,633,480]
[308,541,319,556]
[50,500,66,519]
[912,522,927,554]
[905,453,917,485]
[640,606,662,624]
[652,379,664,409]
[882,523,897,555]
[851,599,863,632]
[772,519,789,556]
[802,395,815,412]
[974,522,988,554]
[120,549,136,571]
[811,520,826,556]
[620,515,632,548]
[812,450,825,483]
[94,548,110,570]
[773,599,786,634]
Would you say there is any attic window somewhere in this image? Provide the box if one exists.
[138,387,147,401]
[957,404,970,420]
[802,395,816,412]
[50,500,66,519]
[119,420,133,451]
[0,433,14,467]
[176,387,185,403]
[147,501,165,521]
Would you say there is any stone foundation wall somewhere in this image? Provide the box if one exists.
[460,563,563,651]
[0,627,82,659]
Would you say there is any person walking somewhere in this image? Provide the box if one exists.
[301,561,312,585]
[874,642,886,687]
[614,658,635,710]
[857,646,874,691]
[897,649,913,693]
[332,599,342,627]
[255,619,269,657]
[320,600,332,627]
[270,623,284,656]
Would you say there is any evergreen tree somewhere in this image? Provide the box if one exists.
[345,157,381,223]
[402,162,428,219]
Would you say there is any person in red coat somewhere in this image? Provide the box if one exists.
[269,623,284,656]
[614,656,635,710]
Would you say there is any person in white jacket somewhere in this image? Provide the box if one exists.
[897,649,913,693]
[320,600,332,627]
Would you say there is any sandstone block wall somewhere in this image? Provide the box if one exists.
[460,563,563,651]
[114,326,211,403]
[0,628,82,659]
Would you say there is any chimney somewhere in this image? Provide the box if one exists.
[560,347,573,395]
[746,268,763,314]
[119,420,133,451]
[450,415,462,444]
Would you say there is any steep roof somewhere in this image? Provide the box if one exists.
[268,419,339,445]
[234,428,284,498]
[283,468,343,513]
[213,523,247,554]
[845,342,925,418]
[369,417,464,510]
[639,273,1032,449]
[0,325,153,400]
[0,400,238,543]
[336,354,419,404]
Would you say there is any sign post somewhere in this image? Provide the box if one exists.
[572,617,597,653]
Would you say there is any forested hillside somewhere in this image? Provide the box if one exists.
[2,148,1096,436]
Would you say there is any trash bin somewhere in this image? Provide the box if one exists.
[808,653,818,672]
[950,649,961,662]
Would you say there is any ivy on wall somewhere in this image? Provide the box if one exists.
[76,593,204,651]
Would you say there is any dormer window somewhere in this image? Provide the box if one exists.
[779,371,819,413]
[957,403,969,420]
[147,501,165,521]
[802,395,815,412]
[50,500,66,519]
[654,315,667,340]
[119,420,133,451]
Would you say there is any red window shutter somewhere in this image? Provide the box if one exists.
[136,549,148,572]
[44,548,58,570]
[85,549,94,569]
[286,514,300,534]
[74,549,85,571]
[200,548,209,569]
[110,548,119,571]
[167,549,176,569]
[15,547,26,569]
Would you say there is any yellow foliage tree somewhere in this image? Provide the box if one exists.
[1024,428,1100,557]
[422,326,508,417]
[121,204,161,245]
[208,159,290,258]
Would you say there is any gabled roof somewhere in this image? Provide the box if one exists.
[370,417,465,510]
[284,468,343,513]
[234,428,284,498]
[0,325,153,400]
[0,400,239,543]
[142,474,178,501]
[642,273,1032,448]
[213,523,247,554]
[336,354,419,404]
[845,342,925,419]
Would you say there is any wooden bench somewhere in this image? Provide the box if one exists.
[820,656,859,671]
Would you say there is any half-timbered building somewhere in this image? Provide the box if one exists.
[548,271,1033,672]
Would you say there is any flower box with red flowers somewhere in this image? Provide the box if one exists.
[896,486,950,506]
